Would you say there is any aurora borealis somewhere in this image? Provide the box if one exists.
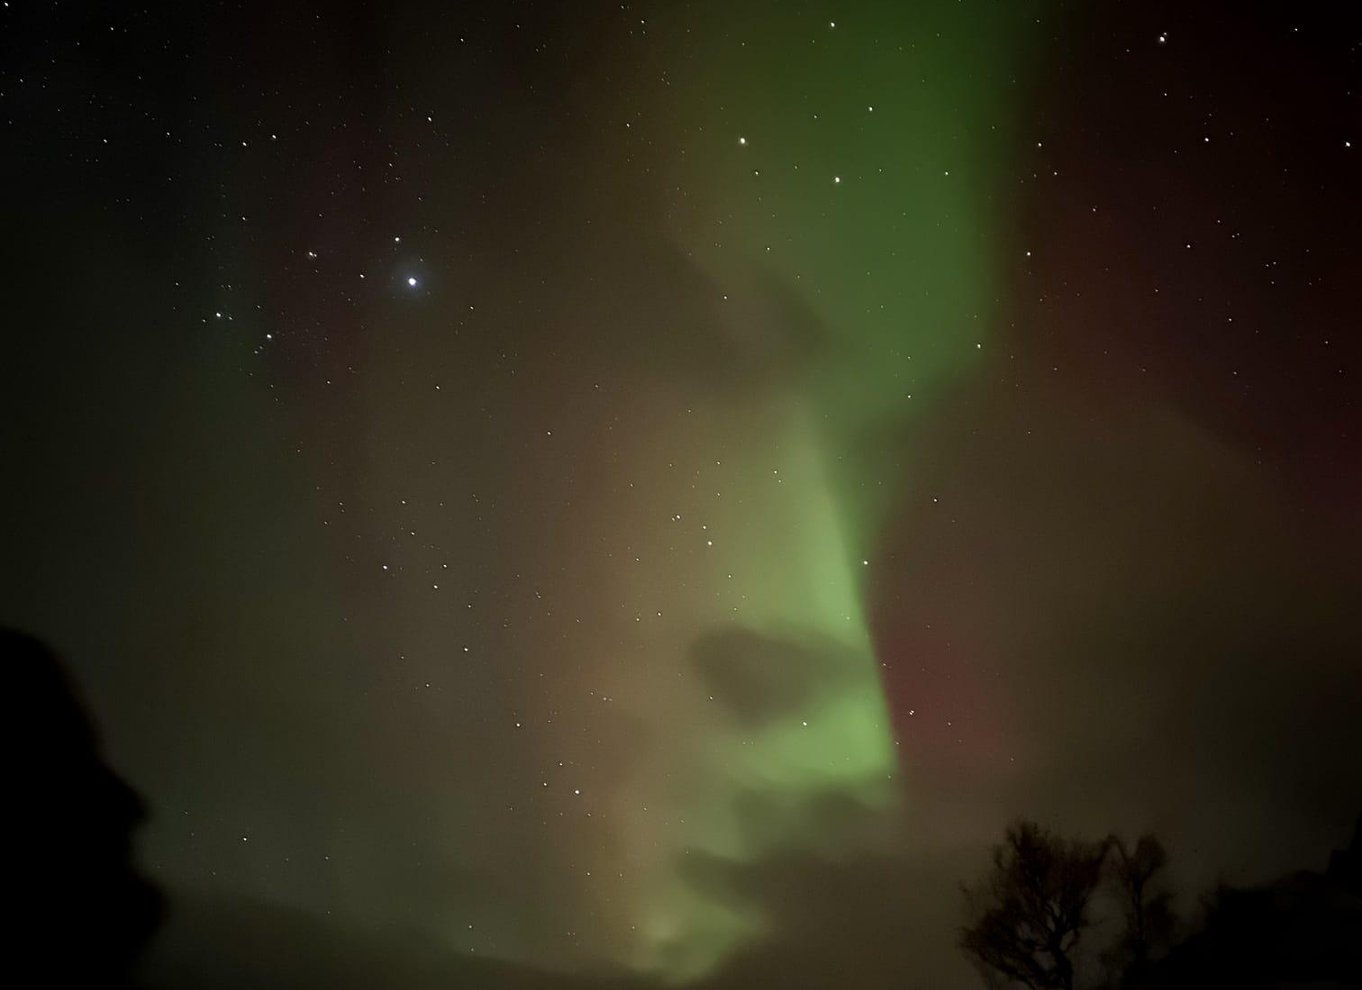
[590,7,1042,976]
[2,2,1360,988]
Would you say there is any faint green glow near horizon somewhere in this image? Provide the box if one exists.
[608,403,898,983]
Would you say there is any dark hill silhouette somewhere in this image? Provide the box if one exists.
[1137,819,1361,989]
[5,628,163,986]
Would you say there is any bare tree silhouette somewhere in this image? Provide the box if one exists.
[960,821,1109,990]
[1103,834,1176,988]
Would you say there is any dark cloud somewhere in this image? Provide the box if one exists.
[690,629,865,726]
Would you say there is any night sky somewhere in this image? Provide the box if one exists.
[2,2,1360,988]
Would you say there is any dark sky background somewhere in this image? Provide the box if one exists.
[2,2,1359,989]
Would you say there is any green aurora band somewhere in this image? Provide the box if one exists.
[594,2,1047,981]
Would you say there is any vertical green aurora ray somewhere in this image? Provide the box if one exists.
[672,2,1045,556]
[600,3,1045,982]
